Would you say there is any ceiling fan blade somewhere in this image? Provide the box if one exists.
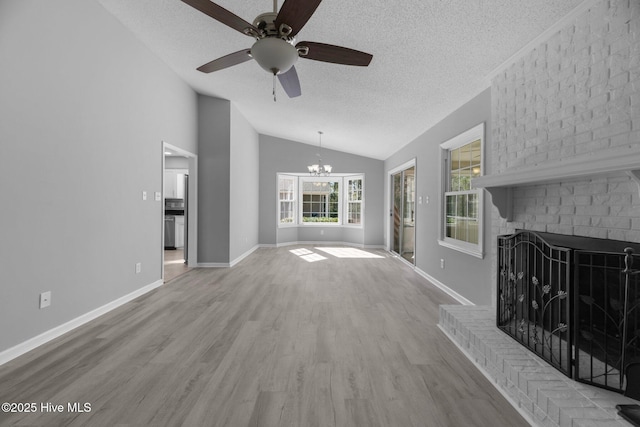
[278,66,301,98]
[274,0,322,37]
[182,0,258,36]
[196,49,252,73]
[296,41,372,66]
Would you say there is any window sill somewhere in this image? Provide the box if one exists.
[300,223,341,227]
[279,223,364,229]
[438,239,484,259]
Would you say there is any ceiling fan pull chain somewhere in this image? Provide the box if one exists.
[273,74,277,102]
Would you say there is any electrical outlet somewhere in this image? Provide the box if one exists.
[154,192,161,201]
[440,259,445,269]
[40,291,51,309]
[135,262,142,274]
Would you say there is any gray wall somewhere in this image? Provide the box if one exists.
[197,98,260,264]
[384,88,493,305]
[259,135,385,247]
[229,104,260,261]
[197,95,231,264]
[0,0,197,352]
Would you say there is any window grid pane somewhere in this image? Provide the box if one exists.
[347,178,363,225]
[279,176,296,224]
[302,181,339,223]
[348,203,361,224]
[445,190,479,245]
[445,136,481,244]
[449,139,482,192]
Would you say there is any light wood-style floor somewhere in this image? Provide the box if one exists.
[0,246,528,427]
[164,248,191,282]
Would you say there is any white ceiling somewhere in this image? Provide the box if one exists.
[98,0,584,160]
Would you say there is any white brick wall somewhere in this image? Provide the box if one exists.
[495,172,639,241]
[491,0,640,244]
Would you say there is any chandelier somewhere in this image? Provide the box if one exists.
[308,131,332,176]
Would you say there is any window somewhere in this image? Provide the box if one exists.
[439,123,484,258]
[346,177,363,225]
[278,175,297,225]
[301,180,340,223]
[277,174,364,227]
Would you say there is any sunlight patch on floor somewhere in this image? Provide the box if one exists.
[315,247,384,259]
[300,253,327,263]
[290,248,314,256]
[289,248,327,262]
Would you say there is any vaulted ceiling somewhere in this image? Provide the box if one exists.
[98,0,584,159]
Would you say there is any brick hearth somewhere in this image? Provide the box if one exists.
[439,305,637,427]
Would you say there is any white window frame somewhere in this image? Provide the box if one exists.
[277,174,298,228]
[276,174,364,228]
[299,176,342,226]
[344,174,365,228]
[438,123,485,258]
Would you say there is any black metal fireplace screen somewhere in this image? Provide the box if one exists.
[497,230,640,394]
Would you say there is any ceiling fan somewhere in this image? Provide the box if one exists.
[181,0,373,99]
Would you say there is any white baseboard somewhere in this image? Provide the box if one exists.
[229,245,260,267]
[276,240,345,248]
[414,267,475,306]
[0,279,164,366]
[198,245,261,268]
[198,262,230,267]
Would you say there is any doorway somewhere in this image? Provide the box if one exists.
[391,163,415,264]
[162,142,197,282]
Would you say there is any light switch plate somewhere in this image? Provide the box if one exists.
[155,192,161,201]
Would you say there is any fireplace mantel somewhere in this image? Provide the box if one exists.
[472,147,640,220]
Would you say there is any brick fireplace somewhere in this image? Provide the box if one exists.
[439,0,640,425]
[487,0,639,233]
[477,0,640,314]
[496,230,640,394]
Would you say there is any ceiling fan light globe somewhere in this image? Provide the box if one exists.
[251,38,298,75]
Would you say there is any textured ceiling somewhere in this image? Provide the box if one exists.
[98,0,584,160]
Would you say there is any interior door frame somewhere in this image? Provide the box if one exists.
[387,158,417,264]
[162,141,198,281]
